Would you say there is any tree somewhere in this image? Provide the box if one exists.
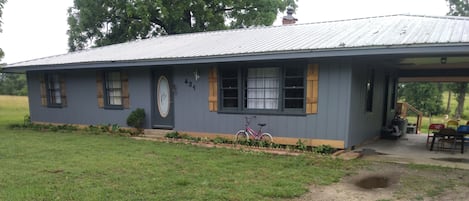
[398,82,444,115]
[67,0,297,51]
[0,73,27,96]
[0,0,7,59]
[447,0,469,16]
[446,0,469,118]
[449,83,468,118]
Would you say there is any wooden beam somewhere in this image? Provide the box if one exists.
[181,131,345,149]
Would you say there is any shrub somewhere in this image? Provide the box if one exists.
[165,131,181,139]
[126,108,146,134]
[296,139,307,151]
[313,144,335,154]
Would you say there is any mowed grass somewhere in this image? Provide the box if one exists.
[0,96,362,200]
[0,95,29,126]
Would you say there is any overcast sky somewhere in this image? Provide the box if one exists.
[0,0,448,64]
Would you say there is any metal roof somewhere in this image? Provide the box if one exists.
[4,14,469,72]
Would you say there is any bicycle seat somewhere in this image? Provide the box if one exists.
[257,123,266,127]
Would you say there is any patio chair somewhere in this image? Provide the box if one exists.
[427,123,445,149]
[456,125,469,148]
[446,120,459,129]
[437,128,459,152]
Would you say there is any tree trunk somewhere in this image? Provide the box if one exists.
[454,83,468,119]
[446,90,451,114]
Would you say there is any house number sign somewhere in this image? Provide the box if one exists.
[157,76,170,118]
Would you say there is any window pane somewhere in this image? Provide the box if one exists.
[285,89,304,98]
[105,72,122,106]
[285,78,303,87]
[222,78,237,88]
[221,68,239,109]
[366,69,375,112]
[223,89,238,98]
[285,99,303,108]
[47,74,62,105]
[54,91,62,104]
[246,67,279,109]
[284,67,305,109]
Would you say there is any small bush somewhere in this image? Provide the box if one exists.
[126,108,146,134]
[296,139,307,151]
[165,131,181,139]
[313,144,335,154]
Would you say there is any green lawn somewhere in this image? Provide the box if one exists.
[0,96,362,200]
[0,95,29,126]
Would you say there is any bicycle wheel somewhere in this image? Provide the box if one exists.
[259,133,273,144]
[235,130,249,144]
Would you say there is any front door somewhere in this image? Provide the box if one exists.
[152,70,174,129]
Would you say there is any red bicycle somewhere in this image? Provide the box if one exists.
[235,116,273,143]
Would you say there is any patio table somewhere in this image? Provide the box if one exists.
[429,132,465,154]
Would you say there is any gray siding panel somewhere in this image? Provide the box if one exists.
[348,65,391,147]
[27,69,153,127]
[173,62,352,142]
[127,69,152,128]
[27,61,354,146]
[27,72,41,123]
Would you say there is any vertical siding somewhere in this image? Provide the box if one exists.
[347,64,394,147]
[27,69,152,127]
[26,60,355,146]
[27,71,41,123]
[173,62,352,142]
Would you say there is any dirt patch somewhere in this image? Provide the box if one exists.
[355,176,391,189]
[290,162,469,201]
[291,164,401,201]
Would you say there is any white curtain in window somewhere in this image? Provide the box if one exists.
[48,74,62,104]
[247,68,279,109]
[53,80,61,104]
[107,72,122,105]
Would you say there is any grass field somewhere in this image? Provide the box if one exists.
[0,95,29,126]
[0,96,363,200]
[2,95,469,200]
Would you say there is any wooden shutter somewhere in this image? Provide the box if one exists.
[60,75,67,107]
[39,74,47,106]
[208,66,218,112]
[306,64,319,114]
[121,71,130,109]
[96,71,104,108]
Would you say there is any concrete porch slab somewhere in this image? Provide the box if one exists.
[357,134,469,169]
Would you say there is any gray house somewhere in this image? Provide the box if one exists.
[4,14,469,149]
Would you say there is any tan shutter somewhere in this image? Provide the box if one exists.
[60,75,67,107]
[208,66,218,112]
[121,71,130,109]
[96,71,104,108]
[306,64,319,114]
[39,74,47,106]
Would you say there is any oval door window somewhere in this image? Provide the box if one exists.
[157,76,170,118]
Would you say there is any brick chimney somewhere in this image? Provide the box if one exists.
[282,7,297,25]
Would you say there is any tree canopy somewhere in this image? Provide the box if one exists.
[398,83,444,115]
[447,0,469,16]
[0,0,6,59]
[67,0,297,52]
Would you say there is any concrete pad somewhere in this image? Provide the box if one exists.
[357,134,469,169]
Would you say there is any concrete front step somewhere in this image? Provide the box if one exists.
[143,129,174,138]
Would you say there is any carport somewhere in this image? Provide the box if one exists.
[358,55,469,167]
